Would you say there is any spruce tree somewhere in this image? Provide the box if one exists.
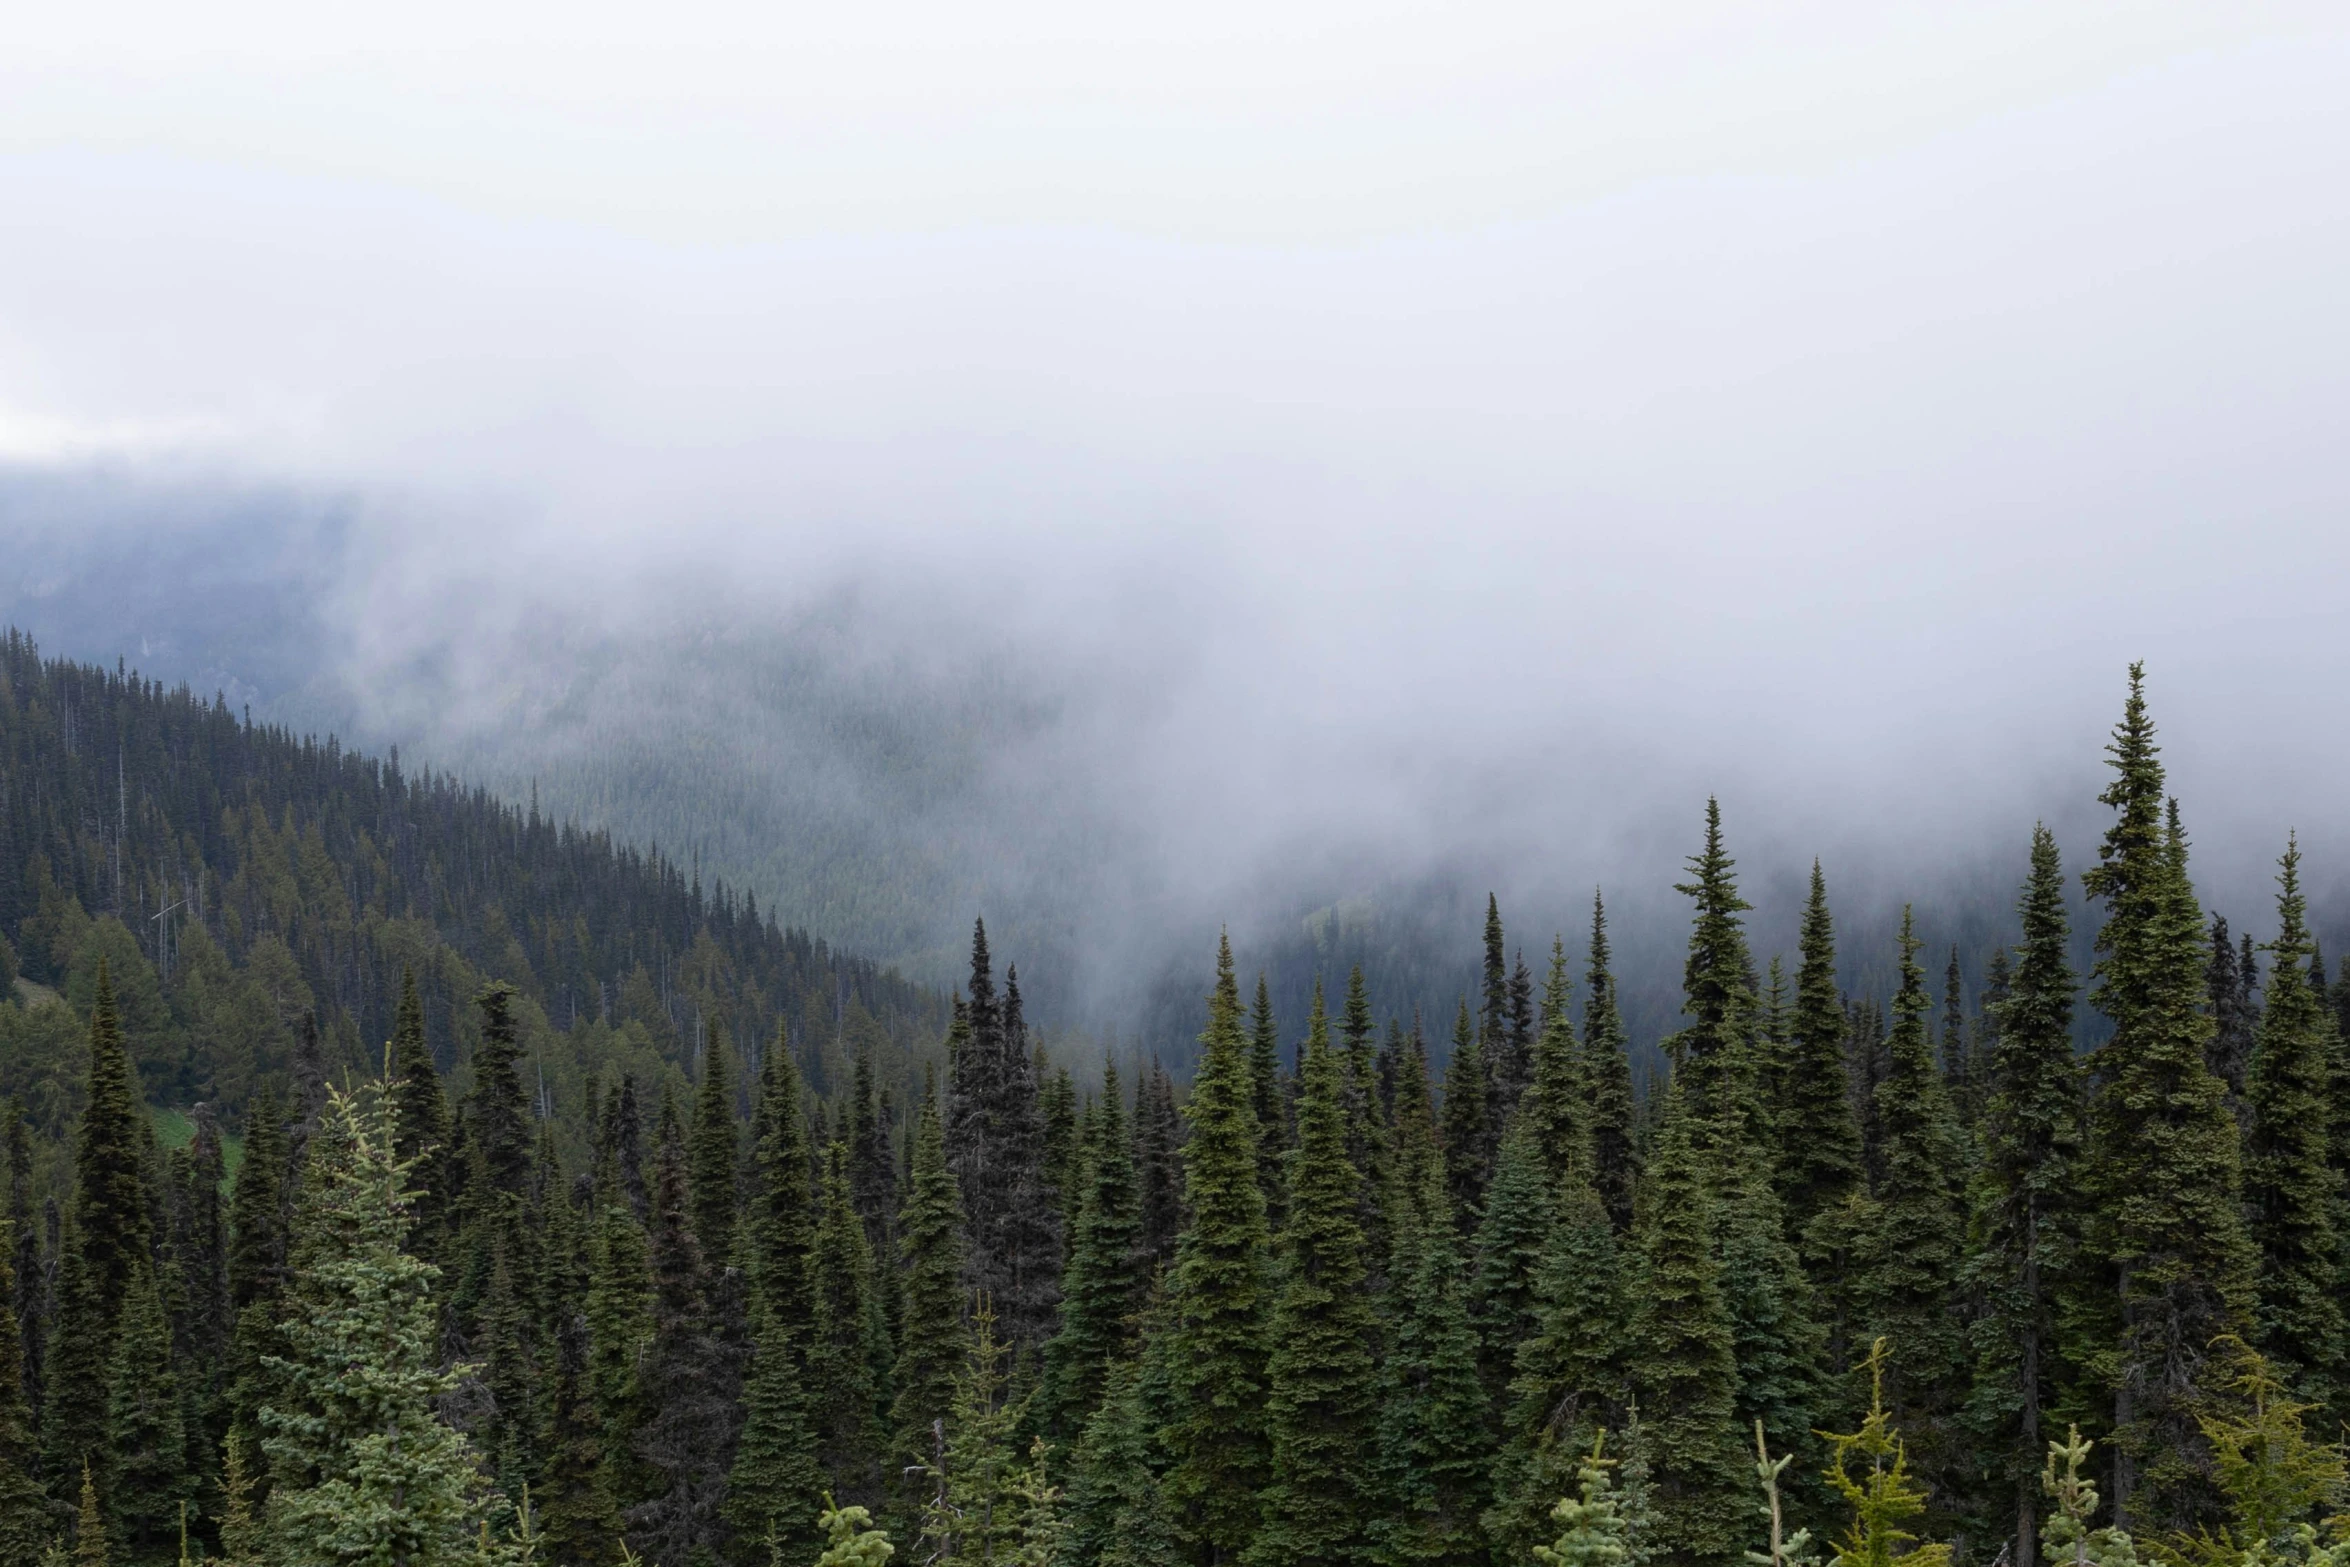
[1780,864,1863,1268]
[948,926,1064,1357]
[1042,1063,1141,1446]
[0,1216,48,1567]
[1440,1002,1491,1221]
[2077,666,2254,1531]
[1160,935,1272,1567]
[1371,1159,1490,1567]
[1249,990,1375,1567]
[1522,941,1588,1190]
[538,1302,623,1567]
[1504,950,1537,1125]
[1248,979,1288,1232]
[1488,1181,1627,1562]
[1625,1081,1742,1567]
[811,1143,885,1502]
[917,1302,1028,1567]
[2206,919,2253,1116]
[587,1193,654,1510]
[1671,800,1756,1129]
[1861,908,1969,1531]
[1582,895,1639,1234]
[728,1027,823,1556]
[1064,1360,1179,1567]
[102,1258,186,1557]
[48,962,151,1478]
[1941,949,1975,1128]
[1470,1120,1552,1414]
[1966,824,2082,1567]
[468,982,535,1219]
[691,1020,739,1273]
[1711,1109,1825,1528]
[259,1081,501,1567]
[629,1094,732,1567]
[887,1078,965,1538]
[1134,1065,1185,1277]
[389,967,453,1261]
[2241,836,2344,1410]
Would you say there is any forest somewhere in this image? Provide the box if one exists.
[1,644,2346,1567]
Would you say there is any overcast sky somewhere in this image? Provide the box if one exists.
[4,2,2348,1006]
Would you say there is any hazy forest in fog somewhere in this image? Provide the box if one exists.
[0,642,2342,1567]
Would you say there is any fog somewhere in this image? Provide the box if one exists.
[3,5,2348,1046]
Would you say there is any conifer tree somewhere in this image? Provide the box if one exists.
[538,1302,623,1567]
[1471,1121,1552,1413]
[2206,920,2253,1116]
[587,1192,654,1509]
[1710,1115,1824,1525]
[629,1094,732,1567]
[1441,1002,1491,1221]
[1671,801,1757,1130]
[1780,864,1863,1267]
[74,1460,105,1567]
[1160,935,1273,1566]
[850,1047,900,1258]
[1967,825,2082,1567]
[102,1258,186,1557]
[729,1027,825,1557]
[1582,895,1640,1234]
[1862,909,1969,1530]
[480,1243,537,1496]
[1250,990,1374,1567]
[812,1144,885,1502]
[1134,1065,1185,1277]
[887,1077,966,1538]
[469,982,535,1219]
[47,962,151,1478]
[1338,966,1389,1201]
[1940,950,1975,1128]
[917,1301,1028,1567]
[0,1217,49,1567]
[1248,979,1288,1231]
[1531,1434,1631,1567]
[2077,667,2254,1531]
[949,926,1064,1357]
[691,1020,740,1272]
[1505,950,1537,1124]
[1522,941,1588,1190]
[1371,1159,1491,1567]
[390,967,453,1261]
[1063,1359,1179,1567]
[1488,1182,1627,1562]
[259,1081,502,1567]
[2241,836,2344,1411]
[1480,895,1513,1090]
[1042,1063,1141,1446]
[1626,1082,1742,1567]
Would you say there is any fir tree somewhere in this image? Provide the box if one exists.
[1504,950,1538,1127]
[587,1195,654,1510]
[918,1302,1028,1567]
[1160,935,1273,1567]
[1671,801,1757,1130]
[2205,919,2253,1117]
[1862,909,1969,1532]
[1042,1063,1141,1446]
[1531,1434,1631,1567]
[1940,950,1974,1129]
[1781,864,1864,1274]
[1134,1065,1185,1278]
[259,1081,502,1567]
[47,962,151,1478]
[1967,825,2082,1567]
[1371,1159,1490,1567]
[850,1047,900,1260]
[1626,1082,1742,1567]
[389,967,454,1261]
[538,1301,623,1567]
[811,1143,884,1502]
[102,1258,186,1557]
[691,1020,740,1274]
[74,1460,105,1567]
[1488,1182,1627,1562]
[887,1077,965,1538]
[1471,1120,1553,1415]
[948,927,1064,1358]
[1583,895,1640,1234]
[814,1494,897,1567]
[2241,836,2344,1410]
[1441,1003,1491,1222]
[0,1214,49,1567]
[1480,896,1513,1095]
[1249,989,1375,1567]
[1063,1360,1178,1567]
[1522,941,1589,1190]
[1337,967,1391,1238]
[1248,979,1288,1232]
[2077,667,2254,1531]
[629,1094,733,1567]
[469,982,535,1219]
[1710,1119,1824,1528]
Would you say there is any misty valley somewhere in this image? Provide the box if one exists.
[0,637,2336,1567]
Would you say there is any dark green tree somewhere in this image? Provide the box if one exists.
[0,1212,45,1567]
[538,1302,623,1567]
[1370,1159,1490,1567]
[1249,978,1288,1232]
[1042,1062,1141,1446]
[1582,894,1639,1233]
[811,1143,885,1502]
[1470,1120,1552,1414]
[388,968,453,1262]
[1064,1359,1179,1567]
[1965,824,2082,1567]
[628,1094,732,1567]
[103,1258,188,1556]
[1521,940,1588,1190]
[1671,800,1756,1129]
[1780,864,1864,1275]
[1249,988,1375,1567]
[2241,835,2344,1411]
[1625,1081,1742,1567]
[1134,1064,1186,1277]
[1440,1002,1491,1221]
[2077,666,2255,1532]
[691,1020,739,1273]
[1159,935,1273,1566]
[886,1076,965,1538]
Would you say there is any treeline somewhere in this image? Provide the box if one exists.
[7,664,2350,1567]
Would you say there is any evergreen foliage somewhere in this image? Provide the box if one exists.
[1583,896,1640,1234]
[1042,1064,1140,1447]
[1781,866,1863,1301]
[1671,800,1756,1130]
[1371,1160,1491,1567]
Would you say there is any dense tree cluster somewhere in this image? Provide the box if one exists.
[4,657,2350,1567]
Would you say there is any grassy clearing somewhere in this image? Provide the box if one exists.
[149,1104,246,1187]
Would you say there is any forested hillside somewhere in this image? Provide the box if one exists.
[5,660,2350,1567]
